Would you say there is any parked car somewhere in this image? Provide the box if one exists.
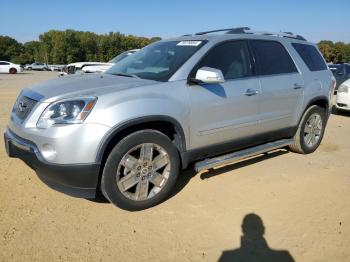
[82,49,139,73]
[335,79,350,112]
[61,62,110,75]
[25,63,50,71]
[60,49,139,76]
[49,64,65,72]
[328,63,350,91]
[4,27,335,210]
[0,61,23,74]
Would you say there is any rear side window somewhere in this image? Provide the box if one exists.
[250,40,298,76]
[292,43,327,71]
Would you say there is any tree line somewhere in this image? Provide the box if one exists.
[318,41,350,64]
[0,30,161,65]
[1,29,349,65]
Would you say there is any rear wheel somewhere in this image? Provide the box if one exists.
[101,130,180,210]
[9,68,17,74]
[289,105,326,154]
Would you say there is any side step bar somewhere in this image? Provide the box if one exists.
[194,139,293,172]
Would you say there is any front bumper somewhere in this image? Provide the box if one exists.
[336,92,350,111]
[4,129,100,198]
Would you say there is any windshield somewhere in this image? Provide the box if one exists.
[108,51,136,63]
[105,40,206,82]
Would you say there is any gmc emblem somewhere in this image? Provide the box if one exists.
[17,101,27,112]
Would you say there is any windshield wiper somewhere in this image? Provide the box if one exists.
[111,72,139,79]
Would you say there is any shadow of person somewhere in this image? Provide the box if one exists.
[219,214,294,262]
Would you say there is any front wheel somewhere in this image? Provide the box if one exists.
[101,130,180,211]
[289,105,327,154]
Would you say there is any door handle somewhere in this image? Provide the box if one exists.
[245,89,258,96]
[293,83,303,90]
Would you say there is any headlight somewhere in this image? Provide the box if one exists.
[37,97,97,129]
[338,85,349,93]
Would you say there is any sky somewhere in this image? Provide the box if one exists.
[1,0,350,43]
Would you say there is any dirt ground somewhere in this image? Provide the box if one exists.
[0,71,350,262]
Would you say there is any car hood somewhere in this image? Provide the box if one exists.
[24,73,158,103]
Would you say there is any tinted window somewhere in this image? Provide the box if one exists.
[0,62,9,65]
[292,43,327,71]
[346,65,350,74]
[195,41,252,80]
[329,65,343,75]
[250,40,298,76]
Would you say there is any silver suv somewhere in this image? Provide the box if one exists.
[4,27,335,210]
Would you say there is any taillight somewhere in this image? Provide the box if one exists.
[331,79,336,92]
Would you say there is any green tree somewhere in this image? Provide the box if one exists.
[0,35,23,61]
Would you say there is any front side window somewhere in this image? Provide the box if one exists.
[0,62,9,65]
[250,40,298,76]
[193,41,253,80]
[292,43,327,72]
[106,40,206,82]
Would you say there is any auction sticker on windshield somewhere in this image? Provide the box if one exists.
[177,41,202,46]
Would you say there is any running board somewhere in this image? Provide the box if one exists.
[194,139,293,172]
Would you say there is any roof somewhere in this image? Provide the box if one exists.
[165,27,309,44]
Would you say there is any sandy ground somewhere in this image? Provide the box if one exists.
[0,71,350,262]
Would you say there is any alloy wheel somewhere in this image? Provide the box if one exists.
[116,143,171,201]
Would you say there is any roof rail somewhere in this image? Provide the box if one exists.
[226,27,251,34]
[195,28,238,35]
[227,27,307,41]
[191,27,306,41]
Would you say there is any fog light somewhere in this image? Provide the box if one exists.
[41,143,57,161]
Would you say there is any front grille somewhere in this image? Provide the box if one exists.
[14,95,38,122]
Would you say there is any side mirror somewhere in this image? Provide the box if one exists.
[193,67,225,84]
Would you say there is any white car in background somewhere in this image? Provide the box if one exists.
[336,79,350,112]
[60,49,139,76]
[0,61,23,74]
[82,49,139,73]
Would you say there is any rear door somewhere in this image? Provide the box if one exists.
[249,40,304,135]
[188,40,261,150]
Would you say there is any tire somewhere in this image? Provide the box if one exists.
[101,130,180,211]
[289,105,326,154]
[27,67,32,71]
[9,68,17,74]
[331,105,338,115]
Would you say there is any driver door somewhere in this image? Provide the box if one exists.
[188,40,261,151]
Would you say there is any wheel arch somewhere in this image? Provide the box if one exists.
[96,116,187,168]
[9,67,17,73]
[306,96,329,111]
[295,96,330,133]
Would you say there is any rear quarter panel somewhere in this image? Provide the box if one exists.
[285,40,333,125]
